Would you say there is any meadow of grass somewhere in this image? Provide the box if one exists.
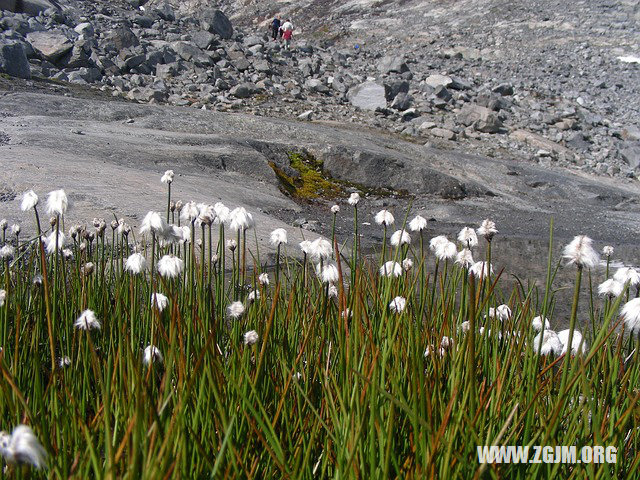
[0,174,638,479]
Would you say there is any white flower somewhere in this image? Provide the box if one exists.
[327,284,338,298]
[139,211,167,238]
[10,224,20,236]
[374,209,394,226]
[557,329,587,355]
[457,227,478,248]
[248,290,260,302]
[20,190,39,211]
[319,263,339,283]
[409,215,427,232]
[81,262,95,275]
[74,309,101,330]
[299,240,312,256]
[402,258,413,271]
[477,219,498,241]
[62,248,73,260]
[379,261,402,278]
[45,189,68,216]
[532,330,563,355]
[0,289,6,307]
[621,298,640,335]
[229,207,254,231]
[180,201,200,222]
[0,245,14,259]
[347,192,360,206]
[0,220,5,230]
[429,235,448,252]
[389,296,406,313]
[469,261,493,279]
[227,301,245,318]
[125,253,147,274]
[151,293,169,312]
[197,204,216,225]
[455,248,474,267]
[330,205,340,214]
[270,228,288,246]
[496,304,511,322]
[157,255,184,279]
[436,241,457,261]
[161,170,174,184]
[244,330,259,345]
[0,425,47,469]
[226,239,237,251]
[440,336,453,350]
[390,229,411,247]
[59,356,71,368]
[341,308,352,319]
[143,345,163,366]
[598,279,624,297]
[258,273,270,285]
[532,315,550,332]
[459,321,470,333]
[309,238,332,263]
[602,245,614,257]
[213,202,230,223]
[44,231,65,254]
[562,235,599,269]
[613,267,640,286]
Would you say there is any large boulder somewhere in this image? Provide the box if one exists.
[0,42,30,78]
[171,41,212,66]
[378,55,409,74]
[107,26,139,51]
[0,0,58,16]
[26,30,72,62]
[200,9,233,39]
[348,81,386,111]
[457,104,503,133]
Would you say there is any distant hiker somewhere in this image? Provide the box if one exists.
[271,16,281,41]
[282,19,293,49]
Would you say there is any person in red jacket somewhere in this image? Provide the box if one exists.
[281,19,293,49]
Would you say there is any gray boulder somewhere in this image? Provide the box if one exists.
[230,82,259,98]
[26,30,72,62]
[191,30,216,50]
[305,78,329,94]
[620,143,640,170]
[107,26,139,50]
[74,22,94,37]
[0,42,30,78]
[378,55,409,74]
[171,42,212,66]
[383,78,409,101]
[457,104,503,133]
[425,74,453,88]
[348,81,386,111]
[391,92,412,111]
[0,0,57,16]
[200,9,233,39]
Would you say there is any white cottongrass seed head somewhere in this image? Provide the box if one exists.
[331,204,340,214]
[389,296,407,314]
[320,263,339,284]
[379,261,403,278]
[533,330,563,355]
[157,255,184,279]
[390,229,411,247]
[20,190,39,211]
[180,201,200,222]
[374,209,394,226]
[213,202,230,223]
[270,228,288,246]
[299,240,312,256]
[598,279,624,297]
[143,345,163,366]
[227,301,245,319]
[244,330,259,345]
[151,293,169,312]
[602,245,614,257]
[347,192,360,206]
[613,267,640,286]
[0,289,6,307]
[557,329,588,355]
[258,273,270,285]
[226,239,237,251]
[44,231,65,254]
[469,261,493,279]
[409,215,427,232]
[160,170,174,184]
[125,253,147,274]
[74,309,101,331]
[436,241,457,261]
[229,207,254,231]
[402,258,413,271]
[429,235,448,252]
[0,245,14,259]
[562,235,599,269]
[0,425,47,469]
[457,227,478,248]
[10,224,20,235]
[477,219,498,241]
[455,248,474,268]
[496,304,511,322]
[45,189,68,216]
[139,211,167,238]
[531,316,550,332]
[621,297,640,335]
[309,238,333,263]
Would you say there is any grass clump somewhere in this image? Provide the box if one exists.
[0,181,638,478]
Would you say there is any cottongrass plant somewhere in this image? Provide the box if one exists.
[1,178,640,479]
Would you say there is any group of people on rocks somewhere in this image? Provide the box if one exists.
[270,16,294,49]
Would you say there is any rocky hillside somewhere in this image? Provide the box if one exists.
[0,0,638,181]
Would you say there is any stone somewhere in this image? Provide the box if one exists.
[457,104,503,133]
[153,2,175,22]
[492,83,514,96]
[171,42,212,66]
[298,110,313,121]
[244,35,263,47]
[0,42,30,78]
[74,22,94,37]
[305,78,329,94]
[107,26,139,50]
[383,78,409,101]
[425,74,453,88]
[191,30,216,50]
[26,31,72,62]
[510,130,576,158]
[378,55,409,74]
[2,0,56,16]
[200,9,233,39]
[430,128,457,140]
[134,15,154,28]
[230,82,259,98]
[433,85,452,102]
[391,92,412,111]
[620,143,640,169]
[348,81,386,111]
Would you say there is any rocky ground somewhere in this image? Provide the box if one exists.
[0,0,638,178]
